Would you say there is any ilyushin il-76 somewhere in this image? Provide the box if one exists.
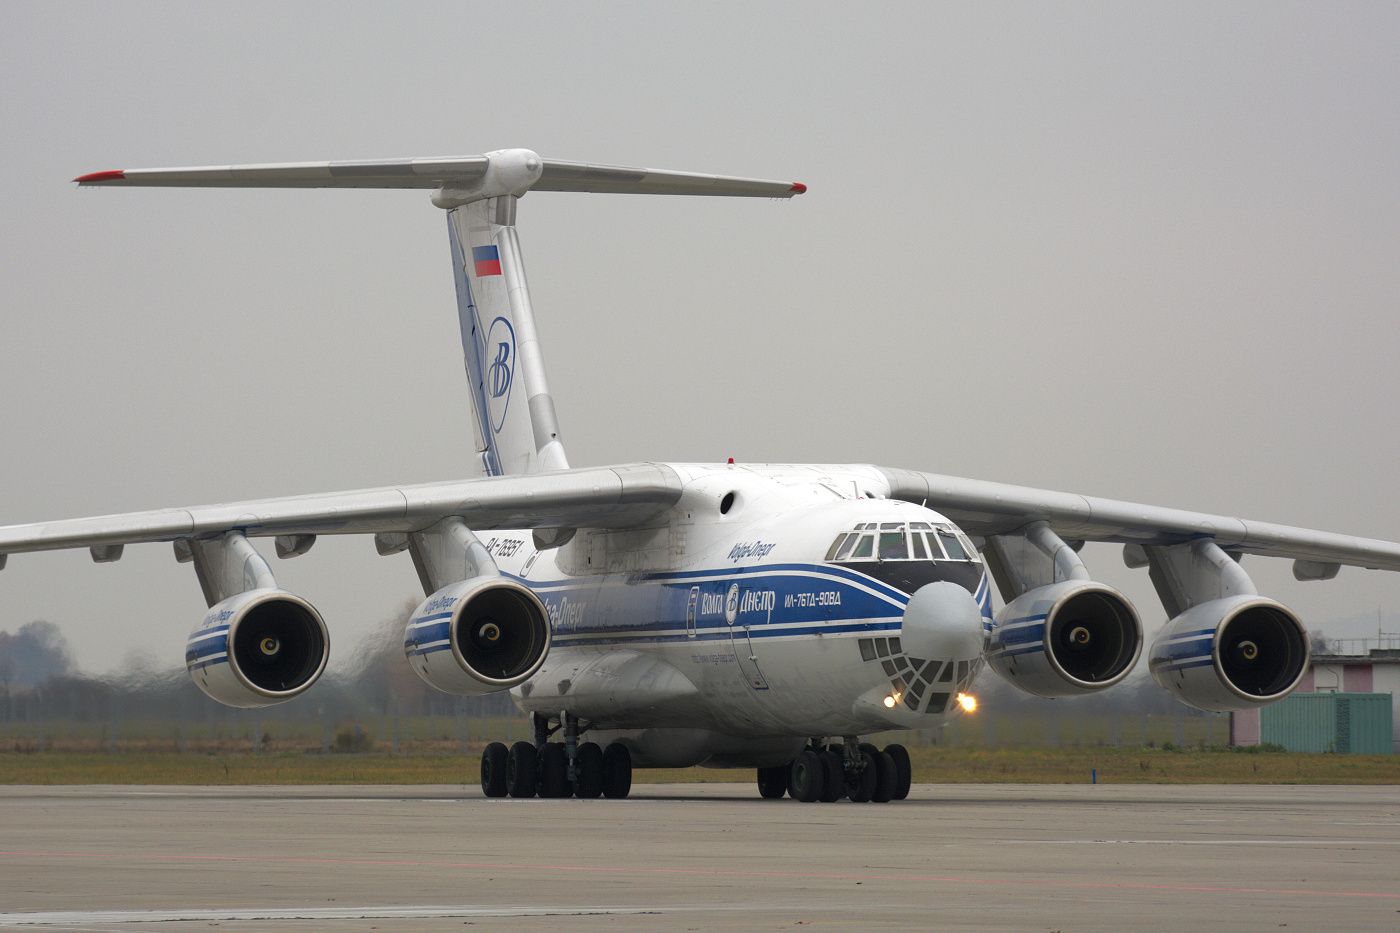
[4,149,1397,803]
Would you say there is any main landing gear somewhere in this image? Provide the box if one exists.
[480,712,632,800]
[756,737,912,803]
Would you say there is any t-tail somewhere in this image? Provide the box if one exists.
[75,148,806,475]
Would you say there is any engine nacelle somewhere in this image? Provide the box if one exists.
[404,576,550,696]
[1149,595,1308,712]
[185,589,329,708]
[988,580,1142,697]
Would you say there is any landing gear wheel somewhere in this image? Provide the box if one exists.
[818,749,844,802]
[789,749,824,803]
[480,742,508,798]
[539,742,571,798]
[602,742,633,799]
[574,742,604,799]
[847,749,878,803]
[757,765,788,799]
[884,743,912,800]
[871,750,897,803]
[506,741,538,798]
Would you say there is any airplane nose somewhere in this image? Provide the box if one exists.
[900,582,985,661]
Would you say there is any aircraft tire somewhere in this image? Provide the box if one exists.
[871,751,897,803]
[480,742,508,798]
[757,765,788,799]
[847,749,878,803]
[539,742,571,798]
[789,749,824,803]
[574,742,604,799]
[818,749,844,802]
[506,741,538,798]
[602,742,633,799]
[884,743,912,799]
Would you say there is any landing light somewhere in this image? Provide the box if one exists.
[956,692,977,713]
[882,694,898,709]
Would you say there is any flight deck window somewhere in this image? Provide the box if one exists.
[939,531,968,560]
[959,533,980,561]
[879,532,908,561]
[923,532,946,560]
[850,535,875,560]
[834,534,858,561]
[825,534,851,561]
[910,533,929,560]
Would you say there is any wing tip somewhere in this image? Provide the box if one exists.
[789,182,808,195]
[74,169,126,185]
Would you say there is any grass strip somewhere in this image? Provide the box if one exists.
[2,746,1397,786]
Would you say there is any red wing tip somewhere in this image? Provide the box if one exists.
[74,169,126,184]
[789,182,808,194]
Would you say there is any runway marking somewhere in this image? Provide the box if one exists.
[0,906,663,926]
[2,848,1398,902]
[1000,839,1400,846]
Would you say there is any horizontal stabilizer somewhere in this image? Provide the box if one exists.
[74,149,807,199]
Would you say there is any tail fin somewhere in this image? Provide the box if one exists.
[447,197,566,475]
[76,148,805,475]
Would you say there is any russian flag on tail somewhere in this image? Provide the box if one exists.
[472,245,502,277]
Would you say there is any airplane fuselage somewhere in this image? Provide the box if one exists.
[480,463,993,767]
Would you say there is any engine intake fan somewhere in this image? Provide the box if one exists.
[404,576,550,696]
[988,580,1142,697]
[186,589,329,708]
[1150,596,1308,712]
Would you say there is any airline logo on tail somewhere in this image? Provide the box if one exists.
[485,316,515,432]
[472,245,502,277]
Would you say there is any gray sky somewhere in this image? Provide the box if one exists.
[2,1,1399,674]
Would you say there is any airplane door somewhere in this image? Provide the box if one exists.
[725,583,769,691]
[685,586,698,638]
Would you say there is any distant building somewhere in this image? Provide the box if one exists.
[1231,647,1400,752]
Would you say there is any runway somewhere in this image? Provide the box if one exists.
[3,783,1399,931]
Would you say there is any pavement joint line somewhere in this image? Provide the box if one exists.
[2,848,1397,901]
[0,906,689,925]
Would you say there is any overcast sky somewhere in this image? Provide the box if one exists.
[2,2,1399,674]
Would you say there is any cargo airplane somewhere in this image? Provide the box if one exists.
[3,149,1397,803]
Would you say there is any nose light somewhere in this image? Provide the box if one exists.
[956,692,978,713]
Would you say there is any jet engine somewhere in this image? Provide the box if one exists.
[988,580,1142,697]
[1149,595,1308,712]
[404,575,550,696]
[185,589,329,708]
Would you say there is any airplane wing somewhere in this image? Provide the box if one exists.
[876,466,1400,575]
[0,463,681,561]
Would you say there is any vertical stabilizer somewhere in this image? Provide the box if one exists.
[447,197,568,476]
[73,146,805,477]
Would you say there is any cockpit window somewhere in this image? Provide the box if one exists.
[938,530,968,560]
[826,523,979,563]
[878,532,908,561]
[833,533,859,561]
[824,533,850,561]
[923,532,946,559]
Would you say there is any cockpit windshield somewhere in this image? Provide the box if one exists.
[824,522,980,564]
